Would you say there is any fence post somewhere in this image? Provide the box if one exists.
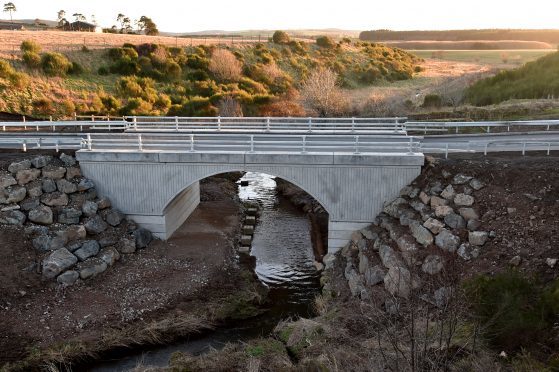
[55,140,60,153]
[133,116,137,130]
[138,134,143,151]
[308,117,312,133]
[218,116,221,131]
[522,141,526,156]
[266,117,270,132]
[22,115,26,131]
[189,134,195,152]
[87,134,92,150]
[302,135,307,153]
[91,114,95,122]
[351,117,355,133]
[250,135,254,153]
[175,116,179,131]
[484,143,488,156]
[408,137,414,154]
[548,143,551,156]
[445,143,449,159]
[22,140,27,152]
[354,135,360,154]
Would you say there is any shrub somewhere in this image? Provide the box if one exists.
[60,99,76,117]
[40,52,72,76]
[186,69,209,81]
[100,95,121,114]
[272,30,290,44]
[116,76,144,98]
[316,36,336,49]
[301,67,348,116]
[165,61,182,80]
[186,54,210,69]
[109,59,140,75]
[32,98,55,116]
[209,49,242,82]
[465,271,559,352]
[121,97,153,116]
[81,45,90,53]
[422,94,443,108]
[69,62,84,75]
[98,66,109,75]
[22,51,41,68]
[20,40,41,54]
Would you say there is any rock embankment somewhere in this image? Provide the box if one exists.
[323,168,492,304]
[0,153,153,285]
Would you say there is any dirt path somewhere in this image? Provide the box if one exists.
[0,173,243,367]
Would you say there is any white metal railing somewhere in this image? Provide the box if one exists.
[406,120,559,134]
[124,116,408,134]
[81,133,421,154]
[1,120,127,132]
[421,140,559,158]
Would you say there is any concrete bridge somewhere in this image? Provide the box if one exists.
[75,134,424,252]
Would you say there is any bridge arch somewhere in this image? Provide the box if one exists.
[76,150,423,252]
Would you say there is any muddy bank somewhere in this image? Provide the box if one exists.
[0,170,267,370]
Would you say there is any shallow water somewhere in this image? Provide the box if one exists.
[91,173,320,371]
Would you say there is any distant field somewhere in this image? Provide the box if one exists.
[383,40,554,50]
[411,50,554,66]
[0,30,258,58]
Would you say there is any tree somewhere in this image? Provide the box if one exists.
[72,13,85,22]
[3,2,16,23]
[117,13,131,33]
[57,10,67,27]
[300,67,348,116]
[272,30,290,44]
[138,16,159,36]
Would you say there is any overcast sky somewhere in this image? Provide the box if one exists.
[4,0,559,32]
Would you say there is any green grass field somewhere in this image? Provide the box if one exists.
[411,50,555,66]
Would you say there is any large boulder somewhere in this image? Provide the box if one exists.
[42,248,77,279]
[56,179,78,194]
[0,174,17,188]
[77,178,95,192]
[469,231,489,246]
[74,240,100,261]
[84,215,108,235]
[105,209,124,227]
[16,168,41,185]
[82,200,98,217]
[8,160,31,174]
[422,255,444,275]
[444,213,466,230]
[423,218,445,234]
[134,228,153,248]
[59,153,76,166]
[42,178,57,193]
[28,205,53,225]
[409,221,433,246]
[58,207,82,225]
[0,210,26,225]
[57,270,79,285]
[41,192,69,207]
[41,166,66,180]
[454,194,474,207]
[384,266,415,298]
[99,246,120,266]
[31,155,51,169]
[78,258,107,280]
[0,185,26,204]
[435,228,460,252]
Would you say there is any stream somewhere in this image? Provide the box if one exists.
[91,173,321,371]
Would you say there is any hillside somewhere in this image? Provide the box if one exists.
[0,37,421,118]
[465,51,559,105]
[360,29,559,45]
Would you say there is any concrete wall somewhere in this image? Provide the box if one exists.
[76,151,424,252]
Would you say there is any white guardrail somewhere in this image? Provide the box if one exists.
[2,116,559,134]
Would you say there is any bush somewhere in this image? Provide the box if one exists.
[272,31,290,44]
[209,49,242,82]
[100,95,121,114]
[422,94,443,108]
[165,61,182,80]
[116,76,145,98]
[32,98,55,116]
[59,99,76,117]
[316,36,336,49]
[120,97,153,116]
[20,40,41,54]
[186,54,210,69]
[98,66,109,75]
[465,271,559,352]
[22,51,41,68]
[40,52,72,76]
[69,62,84,75]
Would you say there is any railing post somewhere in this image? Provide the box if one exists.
[522,141,526,156]
[87,134,92,150]
[22,140,27,152]
[133,116,137,130]
[408,137,415,154]
[266,117,270,132]
[55,140,59,153]
[484,143,488,156]
[249,135,255,153]
[547,143,551,156]
[189,134,195,152]
[351,117,355,133]
[74,112,77,121]
[50,116,54,131]
[308,117,312,133]
[38,138,42,148]
[354,135,360,154]
[91,114,95,122]
[138,134,143,151]
[218,116,221,131]
[22,115,26,130]
[301,135,307,153]
[175,116,179,131]
[445,143,449,159]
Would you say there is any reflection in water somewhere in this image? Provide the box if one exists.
[91,172,320,371]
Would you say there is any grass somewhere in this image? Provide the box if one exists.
[411,49,554,66]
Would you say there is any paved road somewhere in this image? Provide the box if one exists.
[0,131,558,155]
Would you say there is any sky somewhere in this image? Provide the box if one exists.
[3,0,559,33]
